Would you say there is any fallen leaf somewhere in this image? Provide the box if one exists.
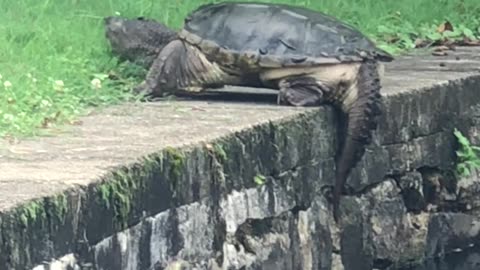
[437,21,454,33]
[433,45,452,52]
[432,51,448,56]
[69,120,83,126]
[414,38,427,48]
[446,43,457,50]
[191,106,206,112]
[461,37,480,46]
[108,72,120,80]
[41,111,61,128]
[3,135,19,145]
[384,35,399,44]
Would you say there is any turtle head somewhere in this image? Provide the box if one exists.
[104,16,178,68]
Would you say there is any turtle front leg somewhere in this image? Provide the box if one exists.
[135,40,235,98]
[134,40,190,97]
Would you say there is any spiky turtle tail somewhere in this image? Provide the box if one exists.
[332,60,382,222]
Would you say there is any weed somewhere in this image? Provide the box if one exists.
[254,174,266,185]
[454,128,480,177]
[213,143,227,162]
[17,199,47,227]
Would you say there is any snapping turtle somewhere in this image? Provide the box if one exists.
[104,2,394,221]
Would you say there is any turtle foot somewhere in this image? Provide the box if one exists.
[277,76,325,106]
[133,81,155,98]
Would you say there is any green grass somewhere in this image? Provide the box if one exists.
[1,0,479,137]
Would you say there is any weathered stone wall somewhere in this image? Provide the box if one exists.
[84,76,480,270]
[1,48,480,270]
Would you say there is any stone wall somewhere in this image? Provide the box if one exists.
[1,48,480,270]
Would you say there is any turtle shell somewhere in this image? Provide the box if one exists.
[179,2,393,70]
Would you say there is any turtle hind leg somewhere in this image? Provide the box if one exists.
[332,60,382,222]
[277,76,327,106]
[135,40,235,98]
[277,65,382,223]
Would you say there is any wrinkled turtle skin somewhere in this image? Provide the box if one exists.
[104,16,177,68]
[104,2,394,223]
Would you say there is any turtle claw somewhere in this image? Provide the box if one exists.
[277,77,325,107]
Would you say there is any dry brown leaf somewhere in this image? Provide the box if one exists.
[432,51,448,56]
[191,106,206,112]
[3,135,19,145]
[108,72,120,80]
[384,35,399,44]
[433,45,451,52]
[414,38,427,48]
[446,43,457,50]
[437,21,454,33]
[461,37,480,46]
[41,111,61,128]
[69,120,83,126]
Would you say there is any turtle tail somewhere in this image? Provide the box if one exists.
[332,60,382,222]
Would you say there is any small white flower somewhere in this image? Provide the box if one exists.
[40,99,51,108]
[27,74,37,83]
[3,80,12,88]
[54,80,64,91]
[115,11,121,16]
[91,78,102,89]
[3,113,14,122]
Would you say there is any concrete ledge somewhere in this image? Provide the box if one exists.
[1,47,480,269]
